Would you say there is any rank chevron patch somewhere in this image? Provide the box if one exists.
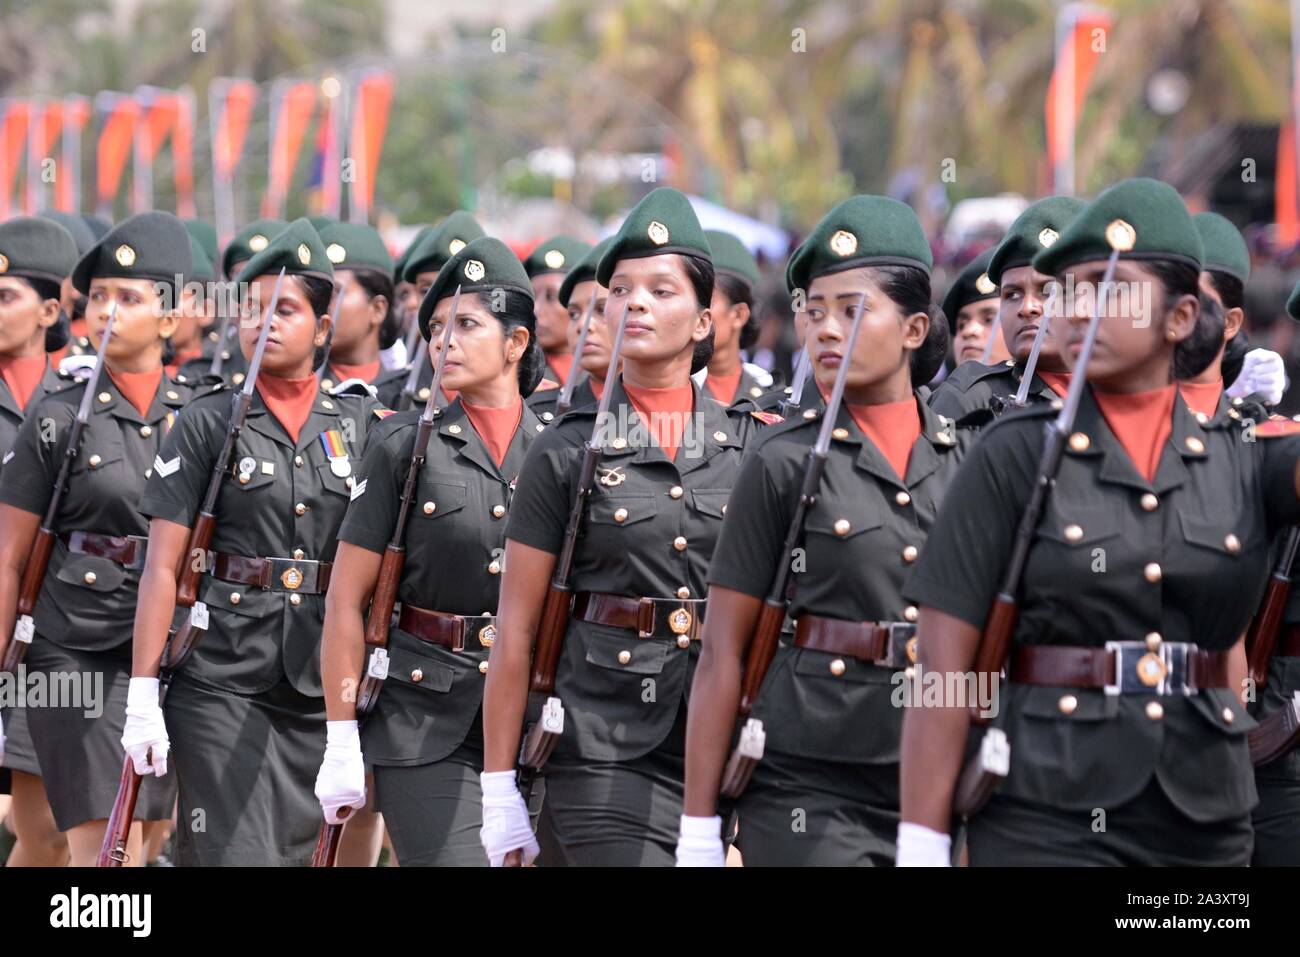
[153,455,181,477]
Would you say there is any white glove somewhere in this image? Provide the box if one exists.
[1226,348,1287,406]
[479,770,539,867]
[314,720,367,824]
[895,821,952,866]
[120,677,169,777]
[675,814,725,867]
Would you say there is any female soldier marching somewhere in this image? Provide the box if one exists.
[0,212,192,866]
[679,196,962,866]
[316,237,547,866]
[481,187,773,866]
[126,219,380,866]
[898,178,1300,866]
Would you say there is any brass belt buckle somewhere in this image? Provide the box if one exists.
[478,619,497,648]
[280,566,304,590]
[668,607,693,636]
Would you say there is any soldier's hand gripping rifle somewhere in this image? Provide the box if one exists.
[1244,526,1300,765]
[97,271,285,867]
[952,246,1122,818]
[2,303,117,674]
[719,291,868,801]
[310,286,462,868]
[395,311,427,412]
[554,293,597,417]
[515,299,633,795]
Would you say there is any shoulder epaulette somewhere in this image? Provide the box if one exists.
[750,409,783,426]
[1255,416,1300,438]
[330,377,379,398]
[373,407,398,420]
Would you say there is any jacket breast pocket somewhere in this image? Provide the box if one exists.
[688,488,731,520]
[588,493,658,528]
[71,447,124,478]
[1178,512,1253,557]
[199,575,272,620]
[413,479,467,521]
[583,625,669,675]
[315,461,355,499]
[54,552,126,593]
[803,499,884,541]
[1034,505,1123,550]
[227,466,276,494]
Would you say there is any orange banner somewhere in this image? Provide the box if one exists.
[1278,119,1298,248]
[1045,7,1112,185]
[173,93,195,217]
[141,94,177,164]
[263,81,317,218]
[348,71,394,220]
[56,96,90,212]
[213,81,257,180]
[96,95,138,215]
[1,101,30,219]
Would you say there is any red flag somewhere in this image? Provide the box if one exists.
[212,80,257,180]
[57,96,90,213]
[172,92,195,218]
[263,81,317,218]
[96,94,138,217]
[1278,120,1299,248]
[1045,6,1112,191]
[348,71,394,221]
[1,101,30,219]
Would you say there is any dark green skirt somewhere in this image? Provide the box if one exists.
[1,698,41,779]
[1252,773,1300,866]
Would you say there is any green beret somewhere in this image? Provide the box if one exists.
[941,248,998,331]
[393,225,431,283]
[186,234,216,284]
[1193,212,1249,283]
[317,221,394,276]
[596,187,712,286]
[37,210,96,256]
[81,215,111,240]
[783,235,807,293]
[72,211,193,295]
[986,196,1085,284]
[523,235,592,278]
[1033,178,1202,276]
[307,215,337,232]
[222,218,288,279]
[785,195,932,294]
[417,236,532,339]
[558,237,614,307]
[402,211,486,282]
[182,218,219,265]
[235,217,333,288]
[0,216,80,284]
[704,230,760,288]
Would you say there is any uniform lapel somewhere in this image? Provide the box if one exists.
[677,381,742,474]
[1151,392,1204,495]
[439,398,506,481]
[905,400,957,487]
[296,384,349,454]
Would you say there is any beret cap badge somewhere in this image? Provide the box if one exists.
[1105,219,1136,253]
[0,253,7,273]
[543,248,566,269]
[647,221,670,246]
[248,234,268,252]
[829,229,858,257]
[448,238,467,256]
[326,243,346,264]
[463,259,486,282]
[1038,227,1059,248]
[975,272,996,295]
[296,243,312,265]
[115,244,136,267]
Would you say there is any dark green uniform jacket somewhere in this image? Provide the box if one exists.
[506,378,767,763]
[0,360,66,463]
[318,361,408,410]
[175,326,248,388]
[338,399,545,766]
[138,383,379,697]
[928,358,1058,422]
[904,388,1300,822]
[526,375,599,426]
[0,372,191,645]
[708,397,968,764]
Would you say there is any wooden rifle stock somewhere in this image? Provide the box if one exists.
[175,512,216,608]
[737,601,788,716]
[365,545,405,649]
[1249,692,1300,767]
[969,595,1019,725]
[1246,527,1300,689]
[0,530,55,672]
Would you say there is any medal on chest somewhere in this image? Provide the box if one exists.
[318,428,351,477]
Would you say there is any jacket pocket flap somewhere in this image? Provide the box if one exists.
[1016,684,1117,721]
[413,480,467,518]
[199,575,271,618]
[588,493,658,526]
[385,642,456,693]
[54,553,126,592]
[583,625,668,675]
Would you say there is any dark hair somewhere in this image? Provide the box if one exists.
[348,268,400,350]
[490,288,545,397]
[681,254,715,310]
[715,271,761,352]
[15,276,70,353]
[294,274,336,372]
[1221,326,1249,389]
[1205,269,1245,313]
[1147,260,1222,380]
[864,264,947,387]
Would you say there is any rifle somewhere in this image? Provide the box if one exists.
[778,347,812,419]
[1250,691,1300,766]
[515,300,633,791]
[979,312,1003,365]
[1245,526,1300,689]
[311,286,462,867]
[98,270,285,867]
[1010,284,1061,408]
[208,295,235,379]
[952,245,1122,818]
[396,314,427,412]
[719,291,869,800]
[555,293,597,417]
[2,303,117,674]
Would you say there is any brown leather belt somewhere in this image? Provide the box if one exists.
[397,604,497,652]
[61,531,147,570]
[1279,625,1300,659]
[1010,642,1231,694]
[573,591,704,642]
[212,553,332,594]
[793,613,918,668]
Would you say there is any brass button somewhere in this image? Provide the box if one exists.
[833,519,850,536]
[166,390,179,400]
[229,592,241,605]
[1222,707,1235,724]
[902,545,919,563]
[98,391,111,403]
[1145,701,1164,721]
[829,658,846,676]
[447,424,462,435]
[321,400,334,410]
[1143,562,1162,583]
[139,425,153,437]
[1140,493,1158,511]
[673,536,688,552]
[611,436,627,450]
[1145,632,1162,652]
[238,473,251,484]
[831,427,849,440]
[895,491,911,506]
[1184,436,1204,454]
[478,661,489,675]
[293,548,305,560]
[802,409,818,420]
[1058,694,1078,715]
[1068,432,1090,452]
[345,476,353,488]
[411,668,423,683]
[294,455,304,468]
[488,561,501,575]
[83,571,97,585]
[1232,396,1243,407]
[542,412,554,422]
[88,454,102,467]
[423,501,436,514]
[1063,523,1083,542]
[721,505,727,515]
[233,373,245,386]
[904,605,918,622]
[145,469,152,479]
[669,485,684,499]
[712,431,727,442]
[322,380,334,391]
[677,586,690,599]
[289,593,302,606]
[1224,534,1241,554]
[492,504,506,518]
[295,502,307,515]
[676,635,690,649]
[618,650,632,665]
[904,666,916,680]
[418,387,430,400]
[1228,409,1241,420]
[1195,412,1209,426]
[614,507,629,523]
